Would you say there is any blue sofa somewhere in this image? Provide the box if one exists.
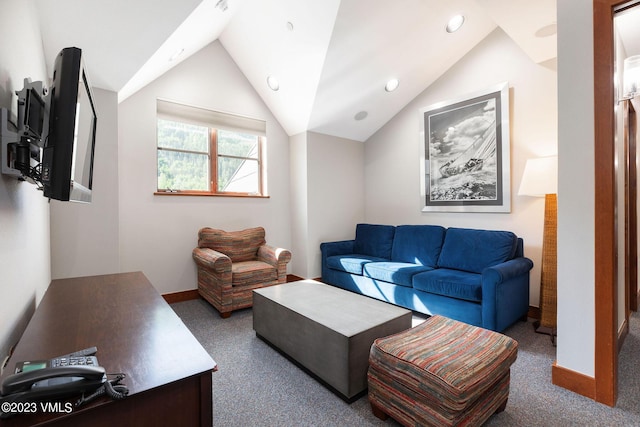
[320,224,533,332]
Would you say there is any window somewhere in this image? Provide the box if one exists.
[156,100,267,196]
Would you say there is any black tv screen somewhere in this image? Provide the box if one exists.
[42,47,97,202]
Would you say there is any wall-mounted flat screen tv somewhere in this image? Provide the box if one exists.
[41,47,97,203]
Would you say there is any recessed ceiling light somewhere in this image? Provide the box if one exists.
[354,111,368,121]
[535,23,557,38]
[385,78,400,92]
[446,15,465,33]
[267,75,280,91]
[215,0,228,12]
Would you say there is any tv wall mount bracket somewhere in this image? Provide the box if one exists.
[0,79,48,185]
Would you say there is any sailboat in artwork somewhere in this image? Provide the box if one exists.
[438,120,496,178]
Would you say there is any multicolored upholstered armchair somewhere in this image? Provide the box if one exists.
[192,226,292,318]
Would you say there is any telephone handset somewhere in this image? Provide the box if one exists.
[2,364,106,396]
[0,348,109,418]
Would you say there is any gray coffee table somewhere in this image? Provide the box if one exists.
[252,279,412,401]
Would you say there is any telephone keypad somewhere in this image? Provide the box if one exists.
[51,356,98,368]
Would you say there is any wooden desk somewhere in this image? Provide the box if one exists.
[0,272,216,426]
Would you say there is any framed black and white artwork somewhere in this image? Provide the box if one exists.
[419,82,510,213]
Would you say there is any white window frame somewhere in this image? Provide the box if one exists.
[155,99,267,197]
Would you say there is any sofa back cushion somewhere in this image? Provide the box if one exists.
[391,225,446,267]
[198,226,266,262]
[437,228,517,273]
[353,224,395,259]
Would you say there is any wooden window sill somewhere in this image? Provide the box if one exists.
[154,191,269,198]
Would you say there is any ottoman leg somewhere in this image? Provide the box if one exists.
[370,401,389,421]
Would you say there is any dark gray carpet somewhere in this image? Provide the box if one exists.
[171,299,640,426]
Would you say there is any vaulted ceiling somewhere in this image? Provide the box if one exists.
[33,0,557,142]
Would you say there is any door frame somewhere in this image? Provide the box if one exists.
[624,100,638,315]
[593,0,621,407]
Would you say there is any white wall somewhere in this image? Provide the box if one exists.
[556,0,595,377]
[288,131,365,278]
[0,0,50,365]
[118,41,292,294]
[306,131,364,277]
[363,28,558,308]
[289,132,309,276]
[50,88,120,279]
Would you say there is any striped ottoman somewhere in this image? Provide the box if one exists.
[367,315,518,426]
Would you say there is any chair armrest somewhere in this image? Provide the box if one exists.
[320,240,355,258]
[192,247,232,273]
[258,245,291,283]
[257,244,292,267]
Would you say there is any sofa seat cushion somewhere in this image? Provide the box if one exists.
[232,260,277,287]
[437,228,517,274]
[363,262,434,288]
[326,254,388,275]
[412,269,482,302]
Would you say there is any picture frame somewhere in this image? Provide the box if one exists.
[419,82,510,213]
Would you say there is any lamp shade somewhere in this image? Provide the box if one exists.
[518,156,558,196]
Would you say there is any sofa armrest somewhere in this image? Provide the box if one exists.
[192,247,232,273]
[320,240,355,258]
[320,240,355,282]
[482,257,534,284]
[481,257,534,331]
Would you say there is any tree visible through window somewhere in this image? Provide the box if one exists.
[157,120,209,191]
[217,129,260,193]
[156,105,266,196]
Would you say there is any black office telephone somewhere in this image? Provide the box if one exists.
[0,347,127,419]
